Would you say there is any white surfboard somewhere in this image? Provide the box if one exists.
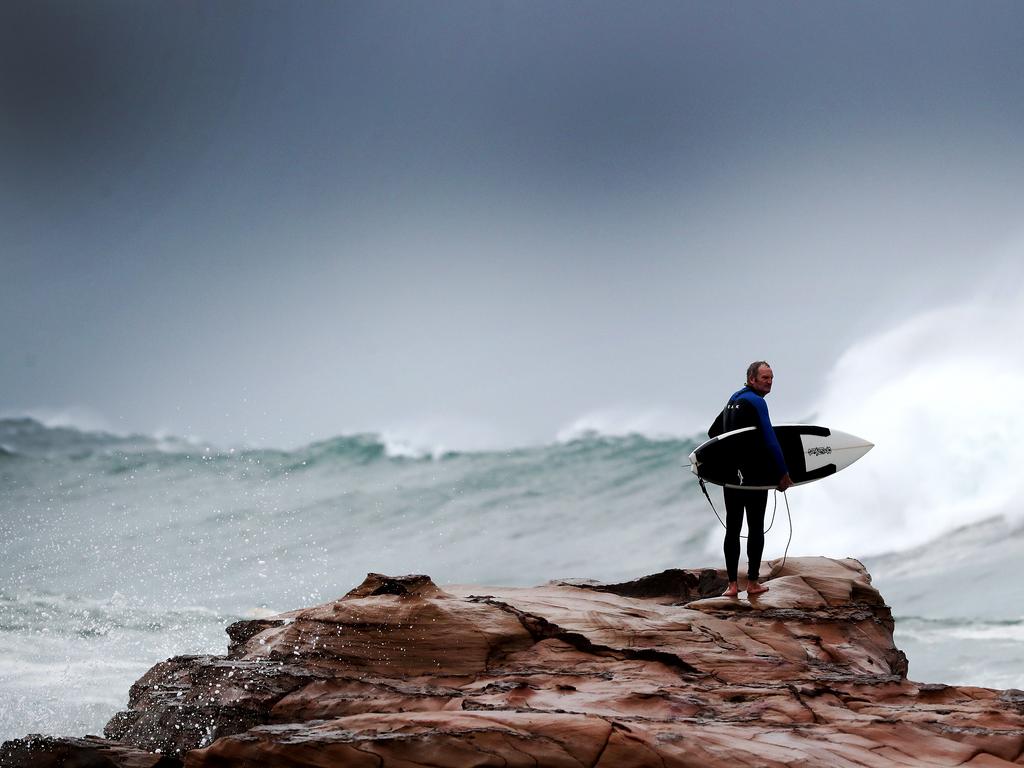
[689,424,873,489]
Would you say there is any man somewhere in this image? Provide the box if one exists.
[708,361,794,598]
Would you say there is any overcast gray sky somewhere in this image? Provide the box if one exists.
[3,1,1023,449]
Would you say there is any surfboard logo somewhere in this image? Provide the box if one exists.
[807,446,832,457]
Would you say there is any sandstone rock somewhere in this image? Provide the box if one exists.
[4,558,1024,767]
[0,734,180,767]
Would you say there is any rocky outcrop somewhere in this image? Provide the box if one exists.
[5,557,1024,767]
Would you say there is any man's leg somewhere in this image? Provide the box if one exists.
[723,487,745,590]
[744,489,769,586]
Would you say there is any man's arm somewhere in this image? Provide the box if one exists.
[708,408,725,438]
[748,395,790,483]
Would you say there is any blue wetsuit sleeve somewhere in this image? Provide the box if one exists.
[748,394,789,478]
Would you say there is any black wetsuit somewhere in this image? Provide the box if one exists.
[708,387,789,583]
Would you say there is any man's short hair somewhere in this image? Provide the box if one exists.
[746,361,770,384]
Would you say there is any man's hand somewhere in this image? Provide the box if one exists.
[777,473,795,492]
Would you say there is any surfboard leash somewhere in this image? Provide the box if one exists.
[779,489,792,572]
[698,477,730,531]
[698,478,793,571]
[698,478,780,537]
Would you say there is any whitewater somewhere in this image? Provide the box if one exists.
[3,292,1024,740]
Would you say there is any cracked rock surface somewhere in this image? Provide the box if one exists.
[5,556,1024,767]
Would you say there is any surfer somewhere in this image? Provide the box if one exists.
[708,361,794,598]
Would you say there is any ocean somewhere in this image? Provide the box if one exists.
[1,413,1023,741]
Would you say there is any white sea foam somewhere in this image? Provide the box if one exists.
[379,433,445,460]
[379,416,507,458]
[942,623,1024,642]
[555,406,699,443]
[0,406,114,435]
[791,291,1024,558]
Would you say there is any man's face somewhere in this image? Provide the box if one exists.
[749,365,774,395]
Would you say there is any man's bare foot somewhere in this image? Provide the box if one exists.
[722,582,739,598]
[746,582,769,596]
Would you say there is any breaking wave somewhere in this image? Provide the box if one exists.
[796,293,1024,557]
